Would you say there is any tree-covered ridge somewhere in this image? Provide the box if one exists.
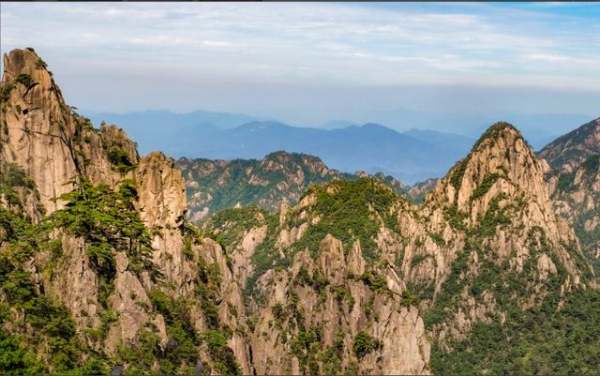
[177,151,351,221]
[287,177,403,260]
[204,177,406,301]
[432,288,600,375]
[539,118,600,273]
[177,151,414,222]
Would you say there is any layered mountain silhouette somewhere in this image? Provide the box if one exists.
[88,112,475,183]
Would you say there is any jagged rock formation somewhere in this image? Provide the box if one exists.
[418,123,592,345]
[0,48,247,374]
[1,48,598,375]
[539,118,600,271]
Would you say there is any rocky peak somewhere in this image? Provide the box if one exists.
[1,48,79,213]
[466,124,534,196]
[430,122,551,219]
[1,48,142,214]
[1,49,199,368]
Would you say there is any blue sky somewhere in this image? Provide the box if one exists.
[1,2,599,128]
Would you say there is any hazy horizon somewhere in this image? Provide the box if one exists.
[2,2,599,134]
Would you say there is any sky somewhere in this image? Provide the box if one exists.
[1,2,599,129]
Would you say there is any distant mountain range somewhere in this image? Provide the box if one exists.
[87,111,475,183]
[360,108,592,149]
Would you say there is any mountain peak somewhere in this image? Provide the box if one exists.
[444,122,535,193]
[430,121,555,229]
[471,121,524,153]
[3,48,43,76]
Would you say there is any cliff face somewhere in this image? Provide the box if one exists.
[1,48,597,375]
[539,118,600,272]
[1,48,80,214]
[0,49,244,374]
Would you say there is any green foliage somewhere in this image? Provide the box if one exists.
[360,271,387,293]
[450,159,468,191]
[209,206,265,251]
[432,289,600,375]
[202,330,242,376]
[292,178,400,261]
[352,331,381,359]
[47,179,153,304]
[0,163,38,209]
[582,154,599,175]
[15,73,35,88]
[178,152,357,221]
[1,83,15,102]
[333,285,355,306]
[196,258,222,329]
[400,289,418,307]
[471,122,520,152]
[476,194,511,238]
[0,332,45,375]
[471,173,501,201]
[296,267,329,292]
[411,254,431,267]
[1,163,35,190]
[291,327,322,374]
[318,346,343,376]
[0,166,100,372]
[557,172,574,192]
[423,247,470,328]
[444,205,467,231]
[107,148,135,173]
[243,212,280,299]
[146,290,201,373]
[0,252,87,373]
[430,233,446,247]
[36,57,48,69]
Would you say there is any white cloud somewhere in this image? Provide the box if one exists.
[1,2,598,119]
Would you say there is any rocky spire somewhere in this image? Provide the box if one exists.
[0,48,140,214]
[1,48,80,213]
